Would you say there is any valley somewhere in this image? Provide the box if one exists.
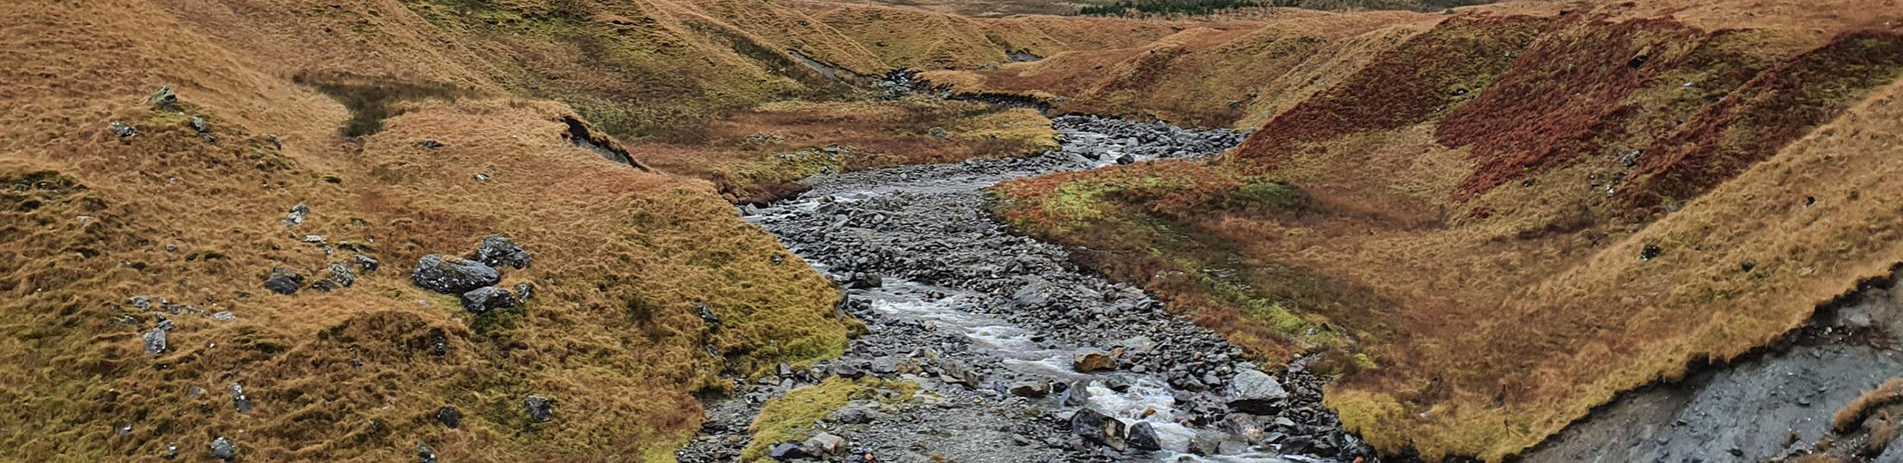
[3,0,1902,461]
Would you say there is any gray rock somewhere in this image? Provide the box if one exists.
[849,272,883,289]
[513,282,535,302]
[142,327,168,355]
[1127,421,1162,451]
[415,440,437,463]
[129,295,153,311]
[264,268,304,295]
[1116,154,1135,165]
[418,139,445,149]
[188,116,210,133]
[327,262,356,288]
[1062,380,1092,407]
[695,302,719,328]
[460,287,515,314]
[284,202,309,227]
[146,86,178,109]
[1070,408,1110,439]
[1188,430,1224,455]
[229,383,252,413]
[805,432,846,455]
[412,254,501,294]
[524,395,554,423]
[209,436,236,461]
[1225,369,1288,414]
[473,235,532,269]
[354,254,380,273]
[767,441,810,460]
[436,404,461,428]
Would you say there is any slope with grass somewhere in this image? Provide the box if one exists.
[992,0,1903,459]
[0,0,1125,459]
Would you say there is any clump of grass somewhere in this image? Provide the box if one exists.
[294,71,475,137]
[743,377,917,461]
[1835,378,1903,433]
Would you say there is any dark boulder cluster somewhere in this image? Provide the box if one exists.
[410,234,534,314]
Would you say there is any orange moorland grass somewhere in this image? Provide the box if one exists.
[0,0,878,460]
[994,1,1903,460]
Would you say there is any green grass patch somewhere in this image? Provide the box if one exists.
[743,377,917,461]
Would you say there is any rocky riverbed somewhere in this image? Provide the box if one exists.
[676,116,1376,462]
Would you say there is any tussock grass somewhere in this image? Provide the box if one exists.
[1836,378,1903,433]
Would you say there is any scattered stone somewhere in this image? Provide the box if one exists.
[1009,380,1051,398]
[229,383,252,413]
[1070,408,1110,439]
[849,272,883,289]
[327,262,356,288]
[1074,350,1115,372]
[263,268,304,295]
[1062,380,1092,407]
[188,117,210,133]
[284,202,309,227]
[436,404,462,428]
[806,432,846,455]
[460,287,515,314]
[129,296,154,311]
[211,311,235,321]
[146,87,179,109]
[353,254,380,273]
[210,436,236,461]
[768,442,812,460]
[1225,369,1289,415]
[928,127,949,138]
[514,282,536,302]
[111,121,139,140]
[1115,155,1135,165]
[473,235,532,269]
[412,254,501,294]
[142,327,168,355]
[524,395,554,423]
[163,442,179,459]
[1640,244,1663,261]
[1188,430,1224,455]
[416,441,438,463]
[1127,421,1162,451]
[696,302,720,328]
[418,139,445,149]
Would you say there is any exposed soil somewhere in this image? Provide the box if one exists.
[676,116,1376,462]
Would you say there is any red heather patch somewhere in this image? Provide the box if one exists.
[1225,14,1549,171]
[1628,29,1903,208]
[1438,16,1702,201]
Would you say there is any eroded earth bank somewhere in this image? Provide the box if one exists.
[676,116,1373,462]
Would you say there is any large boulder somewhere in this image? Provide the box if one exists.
[1225,369,1289,414]
[473,235,532,269]
[412,254,500,294]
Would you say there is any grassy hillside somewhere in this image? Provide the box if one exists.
[0,0,1099,459]
[991,0,1903,459]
